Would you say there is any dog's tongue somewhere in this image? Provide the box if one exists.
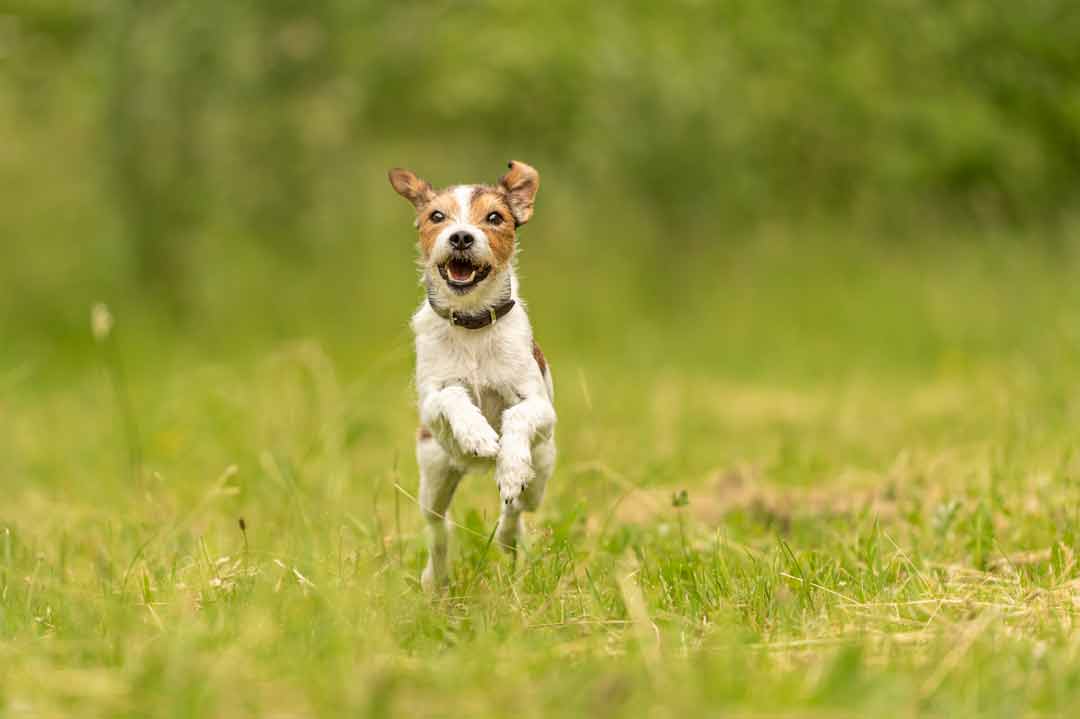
[448,259,474,281]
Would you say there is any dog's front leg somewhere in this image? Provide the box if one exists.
[420,385,500,459]
[495,396,555,508]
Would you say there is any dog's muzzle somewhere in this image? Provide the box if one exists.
[437,253,492,292]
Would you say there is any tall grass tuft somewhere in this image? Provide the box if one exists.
[91,303,143,486]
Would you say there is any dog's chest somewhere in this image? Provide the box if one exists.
[417,322,528,413]
[443,356,521,427]
[475,386,510,431]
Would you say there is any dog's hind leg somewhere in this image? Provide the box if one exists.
[494,509,525,556]
[417,431,464,592]
[520,436,555,513]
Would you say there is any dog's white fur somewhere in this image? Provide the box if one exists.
[391,165,555,591]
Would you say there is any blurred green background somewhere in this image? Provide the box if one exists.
[7,4,1080,717]
[4,0,1080,376]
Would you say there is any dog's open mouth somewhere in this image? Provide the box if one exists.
[438,257,491,290]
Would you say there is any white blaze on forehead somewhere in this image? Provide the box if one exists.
[432,185,491,263]
[453,185,475,222]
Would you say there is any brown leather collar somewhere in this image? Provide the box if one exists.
[428,297,516,329]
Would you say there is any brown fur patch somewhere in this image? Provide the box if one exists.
[499,161,540,225]
[415,192,459,258]
[532,340,547,375]
[395,164,536,265]
[388,168,434,209]
[468,187,517,265]
[417,426,433,441]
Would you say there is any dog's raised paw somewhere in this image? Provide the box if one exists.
[495,455,533,507]
[454,419,500,458]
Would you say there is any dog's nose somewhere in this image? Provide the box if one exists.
[448,231,475,251]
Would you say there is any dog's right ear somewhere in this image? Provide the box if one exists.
[388,168,435,209]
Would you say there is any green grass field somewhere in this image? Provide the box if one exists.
[4,229,1080,718]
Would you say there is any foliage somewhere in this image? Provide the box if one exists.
[2,0,1080,323]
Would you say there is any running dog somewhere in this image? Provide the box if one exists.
[388,161,556,591]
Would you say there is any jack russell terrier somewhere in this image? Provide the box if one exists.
[389,161,556,591]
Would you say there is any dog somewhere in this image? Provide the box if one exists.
[389,160,556,591]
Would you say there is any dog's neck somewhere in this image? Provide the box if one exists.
[425,267,516,318]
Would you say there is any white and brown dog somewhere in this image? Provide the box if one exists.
[389,161,556,590]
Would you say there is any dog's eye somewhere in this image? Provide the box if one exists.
[486,212,504,225]
[429,210,445,223]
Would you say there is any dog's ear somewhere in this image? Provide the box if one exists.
[388,168,435,209]
[498,160,540,226]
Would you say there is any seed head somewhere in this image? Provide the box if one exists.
[91,303,113,343]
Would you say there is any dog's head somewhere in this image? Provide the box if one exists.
[389,161,539,307]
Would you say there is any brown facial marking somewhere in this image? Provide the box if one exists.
[469,187,516,265]
[393,162,538,265]
[532,340,547,375]
[415,191,457,258]
[418,426,433,441]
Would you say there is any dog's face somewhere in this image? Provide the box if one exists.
[389,161,539,301]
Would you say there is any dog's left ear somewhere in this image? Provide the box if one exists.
[388,168,435,210]
[499,160,540,226]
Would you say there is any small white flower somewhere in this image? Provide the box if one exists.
[91,303,113,342]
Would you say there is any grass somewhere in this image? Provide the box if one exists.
[4,230,1080,717]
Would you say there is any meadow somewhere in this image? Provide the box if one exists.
[5,2,1080,716]
[6,224,1080,717]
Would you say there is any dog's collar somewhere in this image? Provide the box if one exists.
[426,272,515,330]
[428,297,516,329]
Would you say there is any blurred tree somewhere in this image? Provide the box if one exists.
[99,0,344,311]
[225,0,341,255]
[3,0,1080,330]
[104,0,220,314]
